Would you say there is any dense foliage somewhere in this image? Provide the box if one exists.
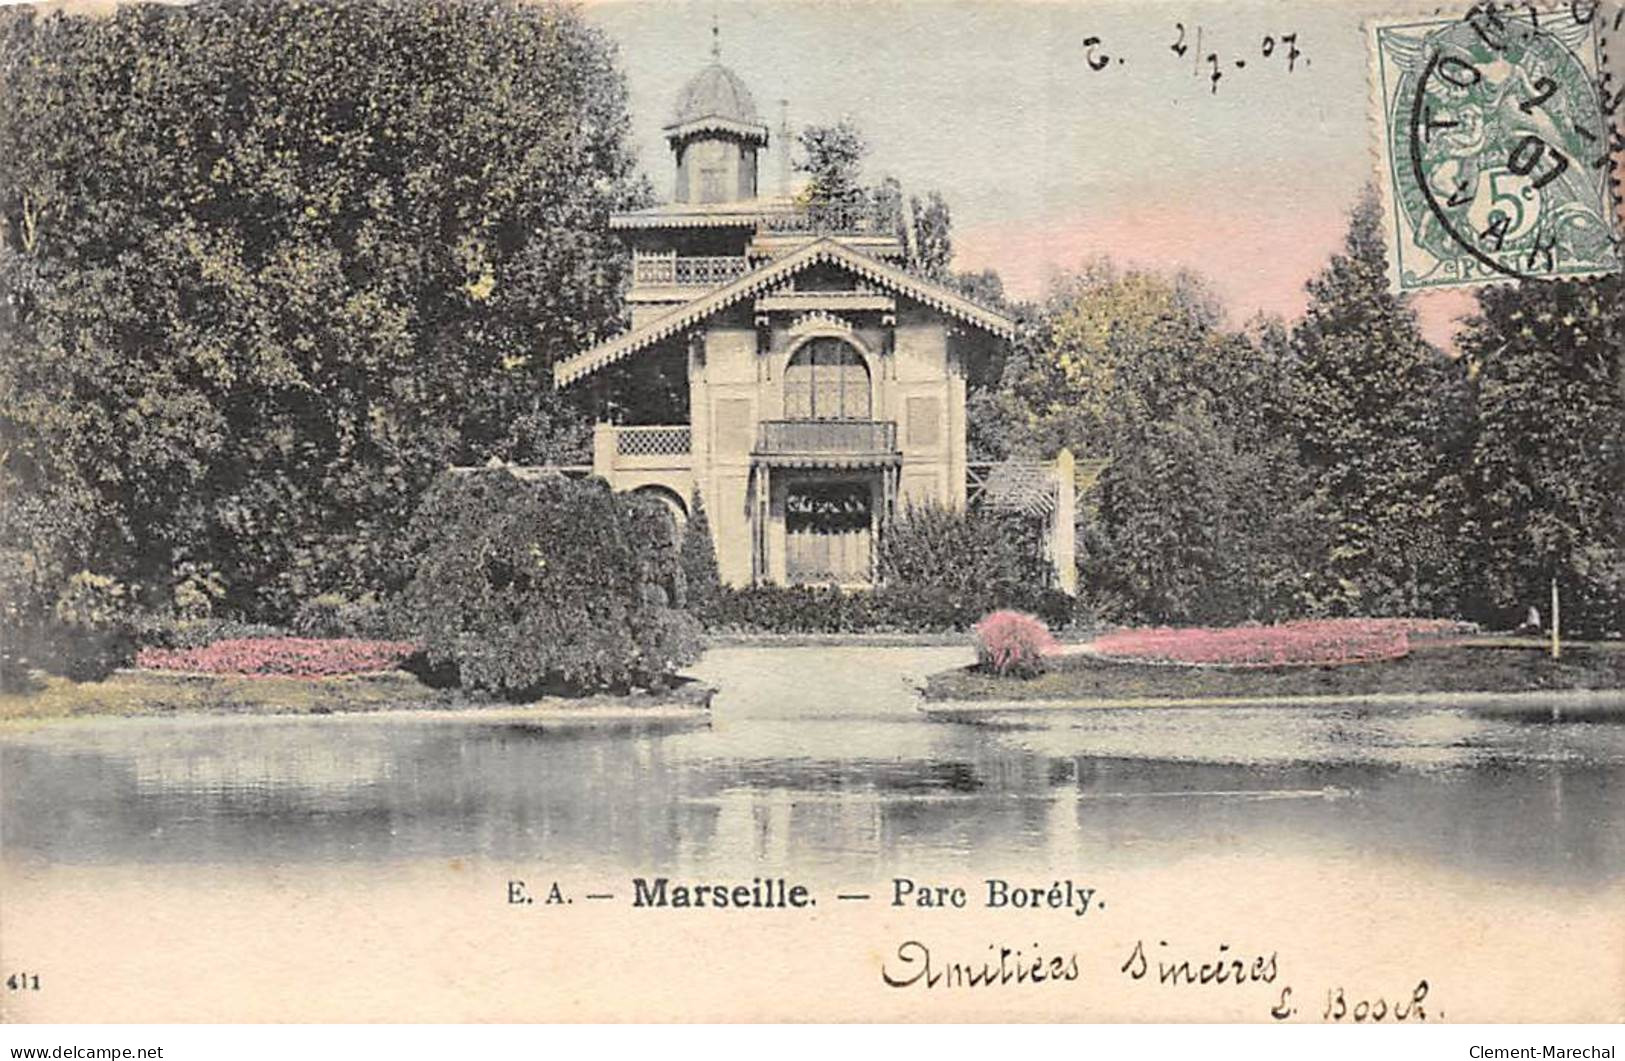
[689,501,1072,635]
[1460,275,1625,632]
[289,592,398,640]
[0,0,643,635]
[400,470,702,696]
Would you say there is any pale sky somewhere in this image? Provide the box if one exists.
[584,0,1479,346]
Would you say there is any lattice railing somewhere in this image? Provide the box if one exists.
[632,253,676,285]
[674,256,749,286]
[631,253,749,288]
[615,425,691,458]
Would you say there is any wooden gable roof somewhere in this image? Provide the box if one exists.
[554,238,1017,387]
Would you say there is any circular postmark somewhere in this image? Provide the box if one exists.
[1395,4,1616,282]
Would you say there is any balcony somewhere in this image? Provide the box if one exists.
[631,252,750,289]
[752,420,900,468]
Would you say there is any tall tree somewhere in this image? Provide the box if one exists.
[680,487,721,613]
[795,118,869,231]
[907,190,953,282]
[1460,275,1624,633]
[0,0,645,622]
[1287,188,1472,616]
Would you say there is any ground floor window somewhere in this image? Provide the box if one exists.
[784,479,874,585]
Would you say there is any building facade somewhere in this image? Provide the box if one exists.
[555,52,1019,588]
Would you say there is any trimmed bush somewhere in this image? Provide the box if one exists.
[698,583,1074,635]
[400,469,703,697]
[691,499,1074,635]
[620,491,687,609]
[680,489,722,611]
[973,610,1056,677]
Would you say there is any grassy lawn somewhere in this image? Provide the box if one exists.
[0,669,714,725]
[922,638,1625,703]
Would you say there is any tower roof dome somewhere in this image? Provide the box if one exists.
[669,62,760,128]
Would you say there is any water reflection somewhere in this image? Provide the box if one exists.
[2,647,1622,886]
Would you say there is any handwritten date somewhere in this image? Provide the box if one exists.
[1082,22,1308,93]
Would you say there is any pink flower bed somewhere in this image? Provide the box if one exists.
[136,638,418,678]
[1090,618,1470,669]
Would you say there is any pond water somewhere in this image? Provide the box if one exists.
[4,645,1622,888]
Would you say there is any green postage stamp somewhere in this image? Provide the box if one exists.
[1370,3,1622,291]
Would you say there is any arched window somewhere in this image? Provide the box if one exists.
[783,339,871,420]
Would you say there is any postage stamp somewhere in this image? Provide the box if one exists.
[1370,3,1623,291]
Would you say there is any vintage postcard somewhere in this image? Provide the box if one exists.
[1,0,1622,1032]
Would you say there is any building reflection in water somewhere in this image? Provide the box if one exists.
[3,648,1622,888]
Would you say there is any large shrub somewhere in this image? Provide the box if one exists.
[0,570,143,685]
[694,499,1066,635]
[871,500,1064,628]
[881,501,1047,598]
[400,470,702,696]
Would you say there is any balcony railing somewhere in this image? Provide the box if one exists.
[614,425,691,458]
[757,204,883,235]
[754,420,898,459]
[631,253,750,288]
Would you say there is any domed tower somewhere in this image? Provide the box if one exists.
[665,28,769,204]
[559,20,1025,595]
